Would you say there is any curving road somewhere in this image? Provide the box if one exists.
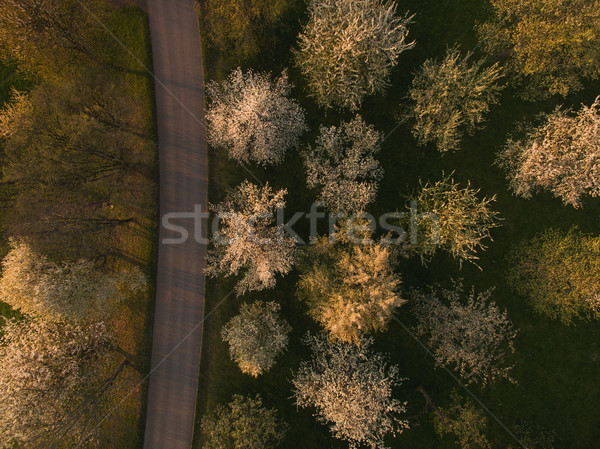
[143,1,207,448]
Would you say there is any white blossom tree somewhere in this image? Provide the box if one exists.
[0,318,128,448]
[295,0,414,110]
[201,394,288,449]
[304,115,384,213]
[293,333,408,449]
[207,181,296,295]
[206,68,307,166]
[407,175,500,266]
[221,301,291,377]
[297,229,404,345]
[411,282,516,386]
[0,240,147,323]
[408,47,503,152]
[497,98,600,208]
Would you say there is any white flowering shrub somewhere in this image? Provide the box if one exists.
[497,98,600,208]
[293,333,408,449]
[0,240,147,322]
[221,301,291,377]
[0,319,123,448]
[408,175,500,265]
[412,282,516,385]
[201,395,288,449]
[206,68,306,166]
[304,115,384,213]
[206,181,296,295]
[408,47,503,152]
[295,0,414,110]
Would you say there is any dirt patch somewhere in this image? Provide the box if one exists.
[105,0,147,12]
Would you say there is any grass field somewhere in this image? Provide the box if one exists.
[194,1,600,448]
[97,6,158,449]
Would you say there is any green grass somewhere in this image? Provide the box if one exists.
[195,1,600,448]
[100,6,158,449]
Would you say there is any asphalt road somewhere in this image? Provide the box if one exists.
[143,1,207,448]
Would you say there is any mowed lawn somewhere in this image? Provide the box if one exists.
[195,1,600,448]
[95,6,158,449]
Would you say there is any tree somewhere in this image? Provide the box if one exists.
[0,240,147,323]
[477,0,600,99]
[200,395,288,449]
[221,301,291,377]
[297,226,404,345]
[197,0,293,60]
[295,0,414,110]
[497,98,600,208]
[0,75,155,257]
[0,0,114,77]
[433,391,492,449]
[206,68,306,166]
[207,181,296,295]
[407,46,503,152]
[293,333,408,449]
[507,228,600,324]
[303,115,384,213]
[0,318,130,448]
[407,175,500,266]
[511,422,556,449]
[411,282,516,385]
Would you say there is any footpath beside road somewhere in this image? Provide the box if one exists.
[143,1,208,448]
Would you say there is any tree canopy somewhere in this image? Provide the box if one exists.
[407,46,503,152]
[201,395,288,449]
[0,240,146,323]
[303,115,383,213]
[407,175,500,265]
[0,74,155,258]
[221,301,291,377]
[0,0,115,78]
[297,227,404,345]
[412,282,516,385]
[478,0,600,99]
[497,98,600,208]
[0,318,127,448]
[207,181,296,295]
[508,228,600,324]
[295,0,414,110]
[293,333,408,449]
[206,68,306,166]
